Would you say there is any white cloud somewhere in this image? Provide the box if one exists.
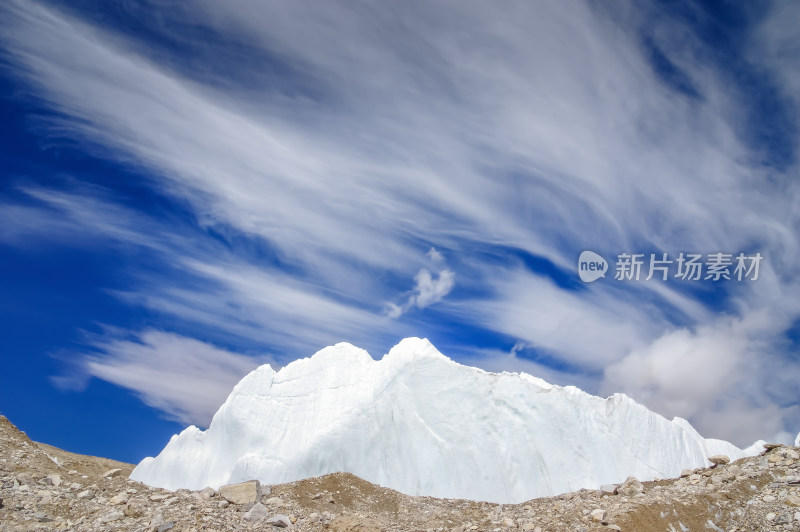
[426,247,445,265]
[601,313,800,446]
[60,330,271,426]
[387,249,455,318]
[1,0,799,442]
[414,268,455,308]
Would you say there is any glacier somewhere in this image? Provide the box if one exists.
[130,337,765,503]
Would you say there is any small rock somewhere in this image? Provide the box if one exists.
[615,477,644,496]
[200,486,216,499]
[266,513,292,528]
[102,468,123,478]
[244,502,270,521]
[786,494,800,506]
[109,492,128,505]
[600,484,618,495]
[219,479,261,505]
[708,455,730,466]
[124,498,147,517]
[99,511,124,523]
[157,523,174,532]
[502,516,515,527]
[590,508,606,521]
[147,513,166,531]
[76,489,94,500]
[33,511,53,522]
[606,525,622,531]
[44,474,61,487]
[149,493,170,501]
[680,469,693,478]
[265,496,284,506]
[15,473,34,485]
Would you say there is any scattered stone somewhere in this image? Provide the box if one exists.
[102,468,123,478]
[200,486,216,499]
[708,455,730,466]
[219,479,261,505]
[589,508,606,521]
[76,489,95,500]
[599,484,618,495]
[266,496,284,506]
[108,492,128,505]
[266,513,292,527]
[615,476,644,496]
[99,510,124,523]
[244,501,270,521]
[124,497,147,517]
[32,511,53,522]
[15,472,34,485]
[679,469,693,478]
[786,494,800,506]
[45,473,61,486]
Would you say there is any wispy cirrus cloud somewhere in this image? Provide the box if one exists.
[0,0,798,444]
[52,329,271,426]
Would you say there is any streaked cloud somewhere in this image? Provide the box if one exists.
[54,330,271,426]
[0,0,798,444]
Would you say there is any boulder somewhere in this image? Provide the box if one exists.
[708,455,730,466]
[615,476,644,496]
[219,480,261,505]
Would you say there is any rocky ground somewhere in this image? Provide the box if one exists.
[2,415,800,531]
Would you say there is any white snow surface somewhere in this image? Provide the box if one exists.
[131,337,764,503]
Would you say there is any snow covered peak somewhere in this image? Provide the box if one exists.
[131,338,762,503]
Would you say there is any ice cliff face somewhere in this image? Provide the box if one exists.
[130,338,763,503]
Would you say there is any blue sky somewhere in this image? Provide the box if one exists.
[1,0,799,463]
